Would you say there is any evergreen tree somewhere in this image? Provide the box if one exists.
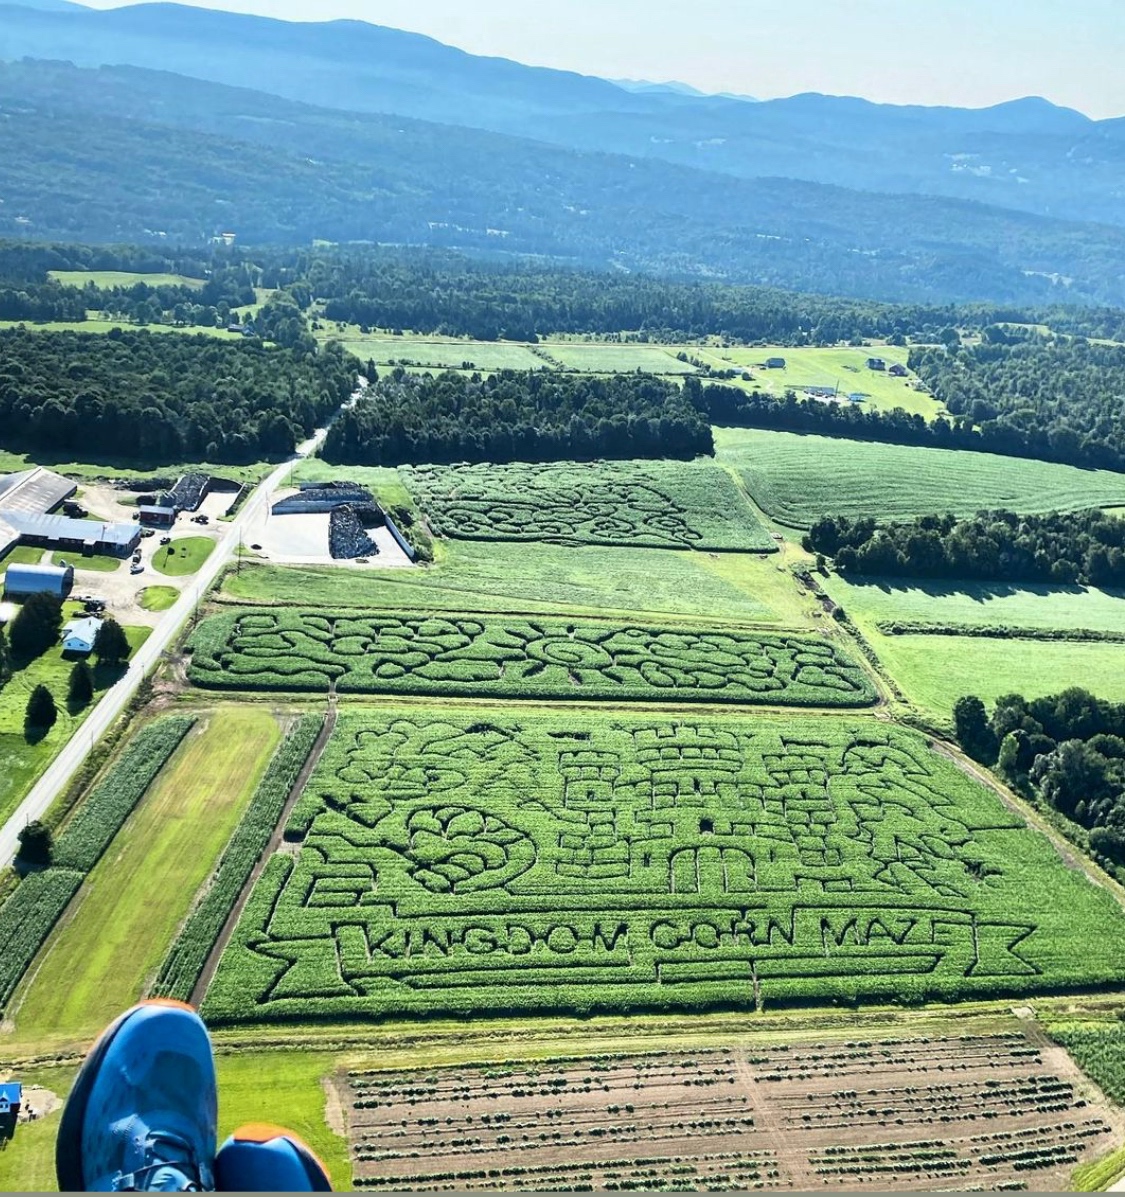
[93,618,131,666]
[8,593,63,659]
[68,658,94,708]
[0,626,10,688]
[24,683,57,734]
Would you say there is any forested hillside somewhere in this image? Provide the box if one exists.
[323,370,711,465]
[0,328,356,463]
[4,61,1125,307]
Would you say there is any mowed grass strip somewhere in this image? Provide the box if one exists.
[47,270,206,289]
[221,542,794,624]
[11,707,280,1044]
[152,536,214,576]
[717,428,1125,528]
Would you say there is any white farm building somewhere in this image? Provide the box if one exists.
[62,616,103,654]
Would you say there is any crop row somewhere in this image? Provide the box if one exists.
[0,716,195,1012]
[154,713,322,1002]
[403,460,776,552]
[188,610,876,708]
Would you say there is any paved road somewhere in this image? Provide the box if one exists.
[0,421,335,867]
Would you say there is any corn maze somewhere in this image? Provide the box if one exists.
[402,460,775,550]
[188,611,876,707]
[202,710,1125,1023]
[340,1033,1120,1190]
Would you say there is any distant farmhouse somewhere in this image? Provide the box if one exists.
[804,386,838,400]
[866,356,887,371]
[763,357,786,369]
[0,468,139,565]
[889,362,908,377]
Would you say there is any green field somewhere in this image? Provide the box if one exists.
[325,330,546,371]
[0,319,240,339]
[51,551,120,573]
[189,611,875,706]
[222,541,806,623]
[152,536,215,576]
[138,585,180,611]
[825,575,1125,636]
[545,343,697,373]
[822,574,1125,723]
[203,707,1125,1023]
[9,708,281,1044]
[48,270,206,289]
[405,459,775,551]
[0,623,150,828]
[709,345,941,418]
[717,428,1125,528]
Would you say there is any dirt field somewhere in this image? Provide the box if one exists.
[341,1031,1121,1191]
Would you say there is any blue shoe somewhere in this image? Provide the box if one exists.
[215,1125,332,1192]
[56,999,216,1192]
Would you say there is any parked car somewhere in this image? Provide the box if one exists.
[140,528,155,539]
[130,563,144,575]
[160,536,172,545]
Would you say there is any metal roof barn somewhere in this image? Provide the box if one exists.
[3,562,74,597]
[0,468,76,517]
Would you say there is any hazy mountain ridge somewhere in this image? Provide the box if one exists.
[1,0,1122,226]
[3,59,1125,308]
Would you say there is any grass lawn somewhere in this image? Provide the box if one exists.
[214,1053,350,1187]
[222,540,803,624]
[0,1064,77,1192]
[10,708,281,1046]
[0,545,44,572]
[138,585,180,612]
[47,270,205,289]
[0,624,150,828]
[288,461,417,512]
[0,448,273,484]
[152,537,215,576]
[717,428,1125,528]
[708,344,942,418]
[50,552,120,574]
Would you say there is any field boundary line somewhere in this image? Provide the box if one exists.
[189,692,337,1008]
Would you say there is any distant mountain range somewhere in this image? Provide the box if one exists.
[1,0,1122,228]
[2,2,1125,308]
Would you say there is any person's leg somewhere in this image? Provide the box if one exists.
[56,1000,217,1192]
[214,1125,332,1192]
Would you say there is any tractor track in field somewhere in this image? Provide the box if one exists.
[189,686,337,1008]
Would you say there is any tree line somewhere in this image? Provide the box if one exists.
[804,509,1125,587]
[955,688,1125,869]
[0,328,356,464]
[910,328,1125,473]
[322,369,712,466]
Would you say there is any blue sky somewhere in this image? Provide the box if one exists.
[81,0,1125,117]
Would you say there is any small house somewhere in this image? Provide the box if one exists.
[888,362,908,377]
[764,357,786,369]
[62,616,103,654]
[847,392,867,403]
[865,356,887,371]
[0,1083,22,1121]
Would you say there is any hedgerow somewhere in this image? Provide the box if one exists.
[403,459,774,551]
[202,710,1125,1024]
[153,713,322,1002]
[188,611,876,708]
[0,715,194,1012]
[0,869,84,1009]
[53,717,195,871]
